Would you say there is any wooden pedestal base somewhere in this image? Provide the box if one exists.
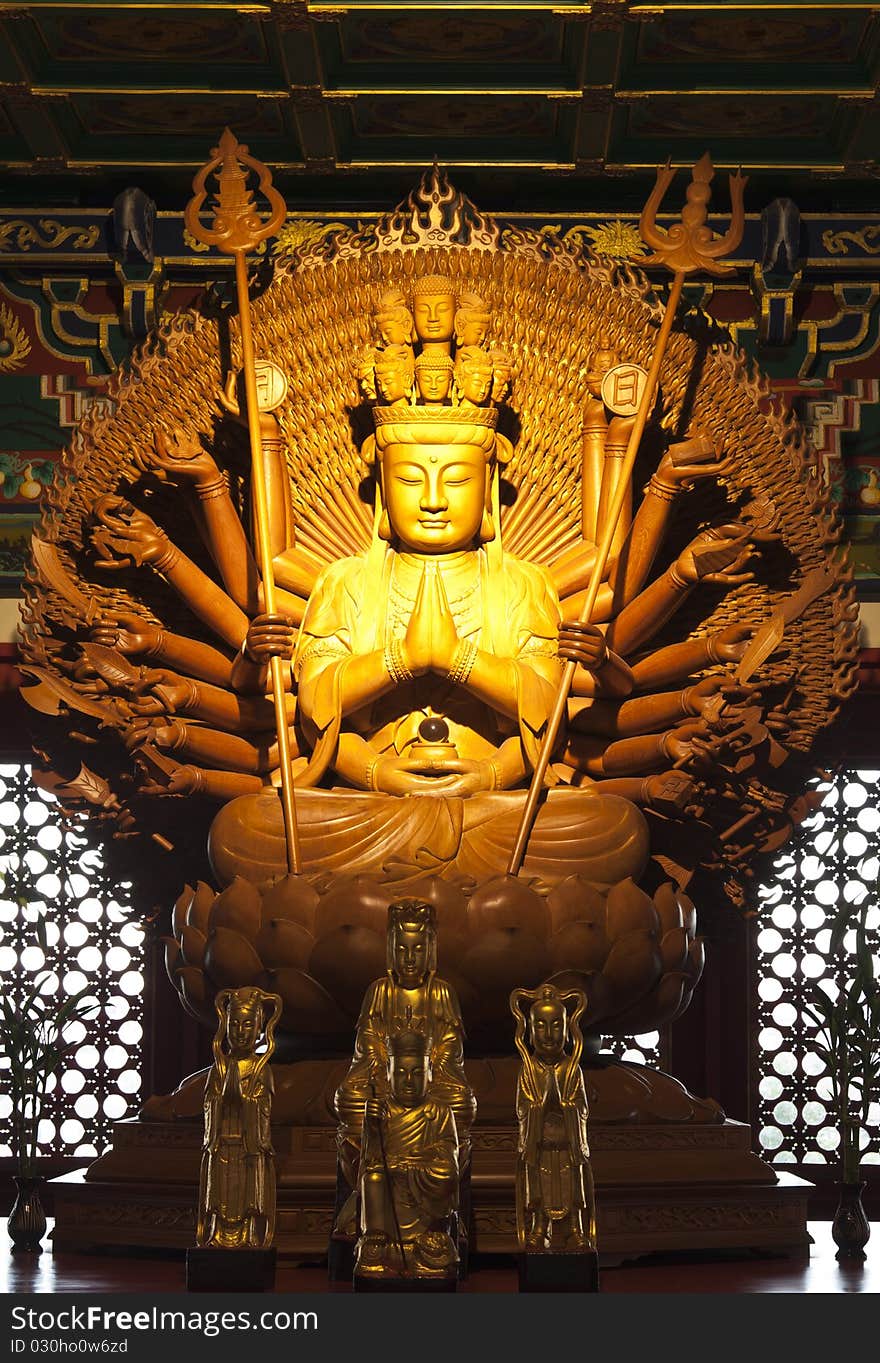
[518,1250,599,1293]
[353,1273,457,1293]
[185,1246,276,1292]
[50,1110,812,1263]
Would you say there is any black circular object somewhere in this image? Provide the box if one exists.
[418,715,449,743]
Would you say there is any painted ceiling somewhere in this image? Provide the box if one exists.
[1,2,879,210]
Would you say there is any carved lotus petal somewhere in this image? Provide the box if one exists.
[612,973,686,1036]
[210,876,262,939]
[316,877,395,938]
[548,920,610,976]
[410,876,469,951]
[546,968,613,1028]
[186,880,216,935]
[685,936,705,984]
[162,935,181,984]
[678,890,697,940]
[255,919,315,971]
[467,874,548,939]
[459,928,551,1013]
[652,882,685,935]
[659,925,690,974]
[203,926,264,987]
[172,885,194,939]
[308,924,386,1007]
[179,924,207,970]
[266,968,353,1032]
[546,875,607,933]
[605,878,661,943]
[176,966,212,1025]
[260,873,320,932]
[600,928,662,1010]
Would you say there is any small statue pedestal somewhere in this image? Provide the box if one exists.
[353,1271,457,1294]
[518,1251,599,1293]
[185,1246,276,1292]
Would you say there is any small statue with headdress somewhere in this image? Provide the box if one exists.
[334,899,476,1237]
[355,1028,460,1284]
[510,981,597,1257]
[196,985,281,1251]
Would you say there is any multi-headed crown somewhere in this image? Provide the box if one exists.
[359,274,511,459]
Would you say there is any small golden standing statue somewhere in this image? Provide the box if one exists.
[196,986,281,1252]
[511,982,598,1290]
[333,899,476,1261]
[354,1029,460,1287]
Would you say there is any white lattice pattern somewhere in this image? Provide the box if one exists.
[755,769,880,1167]
[0,765,143,1161]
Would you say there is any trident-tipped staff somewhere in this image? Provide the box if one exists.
[507,153,748,877]
[184,129,301,875]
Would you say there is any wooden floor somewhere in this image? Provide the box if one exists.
[2,1222,877,1293]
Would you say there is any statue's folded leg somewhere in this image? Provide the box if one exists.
[209,788,649,892]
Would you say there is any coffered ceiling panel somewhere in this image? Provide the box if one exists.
[0,2,878,207]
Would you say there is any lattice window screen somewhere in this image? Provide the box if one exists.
[0,764,143,1161]
[755,769,880,1167]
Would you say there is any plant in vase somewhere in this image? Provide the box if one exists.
[803,882,880,1260]
[0,914,97,1253]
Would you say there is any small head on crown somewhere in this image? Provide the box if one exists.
[455,290,491,348]
[375,287,415,348]
[387,898,438,983]
[375,343,414,405]
[411,275,457,349]
[414,350,455,406]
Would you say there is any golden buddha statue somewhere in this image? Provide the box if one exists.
[196,986,281,1251]
[511,982,596,1254]
[334,899,475,1225]
[354,1028,460,1282]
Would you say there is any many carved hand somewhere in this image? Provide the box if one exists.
[133,430,221,488]
[92,496,173,571]
[243,613,296,664]
[556,620,607,672]
[674,523,755,587]
[91,611,162,657]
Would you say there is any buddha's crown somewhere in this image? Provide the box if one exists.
[359,274,511,458]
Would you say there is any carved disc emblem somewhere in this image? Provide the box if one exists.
[253,360,288,412]
[601,363,649,417]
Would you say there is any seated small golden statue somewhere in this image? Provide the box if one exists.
[354,1029,460,1285]
[510,982,597,1266]
[196,985,281,1253]
[334,898,475,1243]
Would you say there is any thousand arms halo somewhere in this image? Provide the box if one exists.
[19,143,858,1048]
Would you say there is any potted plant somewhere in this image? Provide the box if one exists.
[803,881,880,1260]
[0,914,96,1253]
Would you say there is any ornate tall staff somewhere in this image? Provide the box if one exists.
[508,153,747,876]
[185,128,301,874]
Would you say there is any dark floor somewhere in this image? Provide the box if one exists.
[2,1222,876,1294]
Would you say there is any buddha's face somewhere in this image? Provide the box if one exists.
[456,311,490,348]
[413,291,456,344]
[415,365,453,404]
[382,445,487,553]
[389,1051,430,1108]
[393,925,430,986]
[377,308,413,347]
[491,362,511,403]
[227,1007,261,1057]
[376,362,412,404]
[529,1002,567,1061]
[457,362,492,405]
